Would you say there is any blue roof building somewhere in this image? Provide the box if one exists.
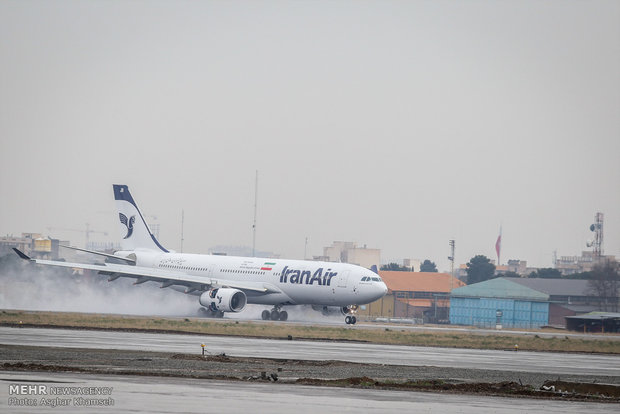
[449,278,550,328]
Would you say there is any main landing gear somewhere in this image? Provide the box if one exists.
[198,307,224,318]
[261,306,288,321]
[345,315,357,325]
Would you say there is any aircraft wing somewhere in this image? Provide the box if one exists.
[13,248,276,294]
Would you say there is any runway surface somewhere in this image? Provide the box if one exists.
[207,312,620,341]
[352,321,620,340]
[0,371,614,414]
[1,327,619,376]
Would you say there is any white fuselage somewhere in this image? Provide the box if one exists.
[127,250,388,307]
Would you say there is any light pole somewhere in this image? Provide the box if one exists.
[448,239,455,291]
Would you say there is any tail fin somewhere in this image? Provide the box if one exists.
[113,185,168,252]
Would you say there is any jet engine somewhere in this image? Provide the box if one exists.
[199,288,247,313]
[311,305,348,316]
[311,305,360,316]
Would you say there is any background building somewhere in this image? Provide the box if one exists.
[0,234,33,257]
[449,278,549,328]
[554,251,616,275]
[359,271,465,322]
[449,277,613,328]
[403,259,421,272]
[0,233,70,260]
[565,312,620,333]
[316,241,380,269]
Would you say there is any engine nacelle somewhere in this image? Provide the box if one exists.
[199,288,247,313]
[311,305,351,316]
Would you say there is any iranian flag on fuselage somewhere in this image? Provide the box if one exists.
[261,262,276,271]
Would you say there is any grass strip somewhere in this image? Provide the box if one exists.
[1,310,619,354]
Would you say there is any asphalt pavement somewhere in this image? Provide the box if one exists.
[1,326,618,376]
[1,371,615,414]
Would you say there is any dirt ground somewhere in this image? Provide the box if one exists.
[1,344,618,402]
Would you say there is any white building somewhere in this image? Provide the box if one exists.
[316,241,381,269]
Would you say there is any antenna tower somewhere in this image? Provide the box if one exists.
[589,212,604,257]
[448,240,455,292]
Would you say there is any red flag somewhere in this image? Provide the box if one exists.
[495,233,502,264]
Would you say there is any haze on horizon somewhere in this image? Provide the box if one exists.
[1,1,618,272]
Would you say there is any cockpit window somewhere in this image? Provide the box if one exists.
[362,276,382,282]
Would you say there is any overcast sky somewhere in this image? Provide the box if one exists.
[1,1,618,272]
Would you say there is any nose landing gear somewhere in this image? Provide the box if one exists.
[261,306,288,321]
[343,304,359,324]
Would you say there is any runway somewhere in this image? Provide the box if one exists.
[352,321,620,341]
[0,371,614,414]
[216,311,620,341]
[1,326,619,377]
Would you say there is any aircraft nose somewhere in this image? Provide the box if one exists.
[371,282,387,300]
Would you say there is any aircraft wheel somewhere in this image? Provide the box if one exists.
[350,316,357,325]
[345,315,352,324]
[261,310,271,320]
[279,311,288,321]
[270,310,280,320]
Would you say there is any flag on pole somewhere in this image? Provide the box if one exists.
[495,227,502,265]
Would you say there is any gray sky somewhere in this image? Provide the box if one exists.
[1,1,618,272]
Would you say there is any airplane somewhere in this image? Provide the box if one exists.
[13,185,387,324]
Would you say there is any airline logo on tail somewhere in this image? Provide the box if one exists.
[119,213,136,239]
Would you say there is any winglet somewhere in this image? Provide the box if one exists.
[13,248,32,261]
[370,264,379,274]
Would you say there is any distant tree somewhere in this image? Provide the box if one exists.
[466,255,496,285]
[420,259,438,272]
[380,262,409,271]
[497,271,520,278]
[528,268,563,279]
[588,261,620,312]
[565,271,593,280]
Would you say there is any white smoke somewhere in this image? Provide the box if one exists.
[0,254,197,316]
[231,303,343,323]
